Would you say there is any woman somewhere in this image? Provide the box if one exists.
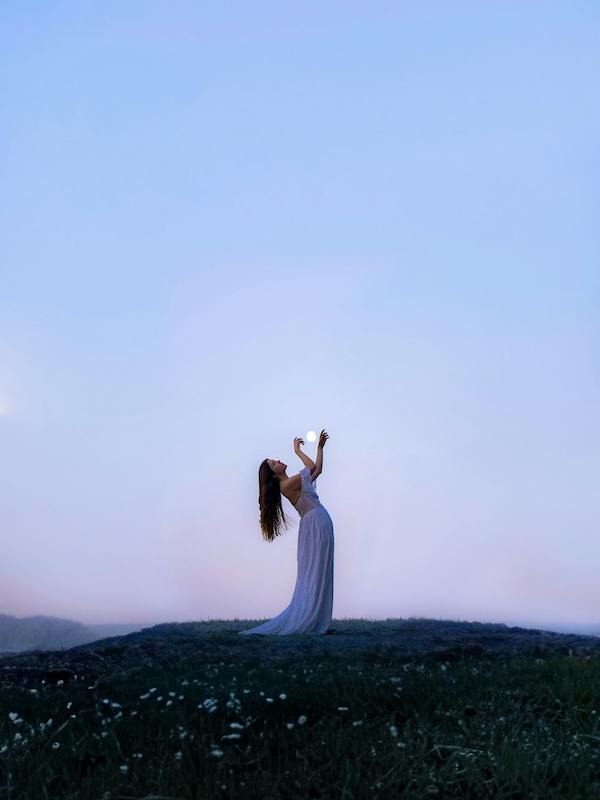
[239,429,334,636]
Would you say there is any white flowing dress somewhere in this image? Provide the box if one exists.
[239,466,334,635]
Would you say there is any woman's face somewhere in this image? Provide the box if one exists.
[268,459,286,475]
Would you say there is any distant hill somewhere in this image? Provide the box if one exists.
[0,614,155,654]
[0,614,104,654]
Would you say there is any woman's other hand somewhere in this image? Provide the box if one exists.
[318,429,329,448]
[294,437,304,453]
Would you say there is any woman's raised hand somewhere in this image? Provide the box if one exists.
[318,429,329,448]
[293,437,304,453]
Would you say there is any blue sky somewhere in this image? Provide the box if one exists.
[1,2,599,627]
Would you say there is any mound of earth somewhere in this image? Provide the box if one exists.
[1,617,599,690]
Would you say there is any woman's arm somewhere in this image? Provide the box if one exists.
[313,429,329,478]
[313,443,323,477]
[293,437,316,470]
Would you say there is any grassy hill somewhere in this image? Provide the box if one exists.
[2,617,600,798]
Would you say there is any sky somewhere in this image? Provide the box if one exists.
[1,2,599,629]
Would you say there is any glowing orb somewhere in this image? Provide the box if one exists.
[306,430,317,442]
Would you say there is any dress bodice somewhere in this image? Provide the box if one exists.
[293,466,324,518]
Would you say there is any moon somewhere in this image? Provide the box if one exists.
[306,430,317,442]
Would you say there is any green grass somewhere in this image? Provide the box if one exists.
[2,635,600,798]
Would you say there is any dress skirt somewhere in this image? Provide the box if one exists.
[239,505,334,636]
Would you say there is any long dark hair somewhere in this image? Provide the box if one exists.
[258,458,290,542]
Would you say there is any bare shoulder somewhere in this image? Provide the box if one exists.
[282,472,302,493]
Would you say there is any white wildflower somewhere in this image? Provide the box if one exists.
[297,715,307,725]
[221,733,241,740]
[279,693,287,700]
[119,764,128,773]
[52,742,60,749]
[209,748,224,758]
